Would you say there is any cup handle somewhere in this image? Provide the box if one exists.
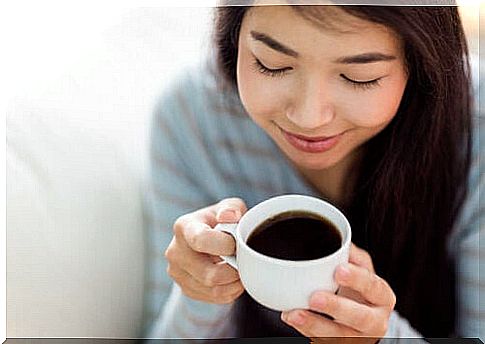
[214,223,238,270]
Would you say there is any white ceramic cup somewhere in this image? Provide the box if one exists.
[214,194,351,312]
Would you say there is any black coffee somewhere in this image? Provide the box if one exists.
[246,210,342,261]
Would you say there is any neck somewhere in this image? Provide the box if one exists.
[296,148,363,210]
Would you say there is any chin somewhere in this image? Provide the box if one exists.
[286,151,342,171]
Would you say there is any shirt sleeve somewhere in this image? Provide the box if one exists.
[444,53,483,341]
[381,311,427,343]
[452,114,484,340]
[142,73,236,339]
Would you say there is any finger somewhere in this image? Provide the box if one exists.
[167,262,206,298]
[189,206,219,228]
[336,285,367,305]
[335,263,396,309]
[179,278,244,304]
[168,263,244,303]
[309,291,388,334]
[281,309,359,337]
[180,220,236,256]
[190,198,247,226]
[205,278,245,303]
[215,197,247,223]
[348,244,374,273]
[182,249,240,287]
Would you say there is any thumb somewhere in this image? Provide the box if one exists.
[215,197,247,223]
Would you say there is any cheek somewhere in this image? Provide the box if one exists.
[343,78,406,129]
[237,55,288,123]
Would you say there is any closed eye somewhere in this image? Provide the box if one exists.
[252,57,292,78]
[340,74,382,90]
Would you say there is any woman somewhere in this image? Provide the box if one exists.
[144,3,482,341]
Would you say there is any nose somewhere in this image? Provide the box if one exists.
[286,77,336,130]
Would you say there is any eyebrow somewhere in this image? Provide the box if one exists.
[250,30,396,64]
[333,53,397,64]
[250,31,299,57]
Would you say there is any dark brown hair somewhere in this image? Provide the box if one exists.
[213,4,473,337]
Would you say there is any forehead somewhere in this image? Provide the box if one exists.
[243,6,403,59]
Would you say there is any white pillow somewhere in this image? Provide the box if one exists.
[7,97,146,337]
[6,6,212,337]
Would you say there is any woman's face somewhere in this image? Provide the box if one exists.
[237,6,408,171]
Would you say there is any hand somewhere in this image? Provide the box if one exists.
[281,244,396,343]
[164,198,247,304]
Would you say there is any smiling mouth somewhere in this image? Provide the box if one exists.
[277,125,346,153]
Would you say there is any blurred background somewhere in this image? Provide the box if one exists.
[5,3,214,338]
[4,1,482,338]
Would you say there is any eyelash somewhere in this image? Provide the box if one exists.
[252,57,382,90]
[340,74,381,90]
[252,58,291,78]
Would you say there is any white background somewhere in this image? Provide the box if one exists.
[2,0,216,339]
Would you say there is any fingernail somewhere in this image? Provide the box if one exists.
[337,265,350,280]
[310,294,326,309]
[217,208,241,221]
[286,311,306,326]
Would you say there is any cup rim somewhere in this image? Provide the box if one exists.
[235,194,352,267]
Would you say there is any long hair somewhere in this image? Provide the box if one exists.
[213,4,473,337]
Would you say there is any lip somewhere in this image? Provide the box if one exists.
[279,126,346,153]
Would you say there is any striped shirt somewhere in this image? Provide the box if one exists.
[142,57,483,341]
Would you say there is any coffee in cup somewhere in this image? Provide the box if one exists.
[246,210,342,261]
[215,194,351,311]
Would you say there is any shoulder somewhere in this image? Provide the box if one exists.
[151,58,249,143]
[148,57,282,198]
[154,58,243,118]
